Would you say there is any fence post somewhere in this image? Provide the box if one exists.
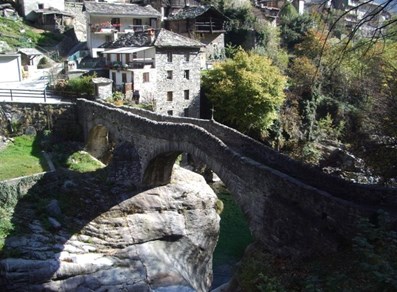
[9,89,13,101]
[44,89,47,103]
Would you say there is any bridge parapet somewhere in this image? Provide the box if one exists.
[102,102,397,208]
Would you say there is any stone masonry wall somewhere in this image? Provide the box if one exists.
[0,102,80,141]
[155,48,201,118]
[64,2,87,42]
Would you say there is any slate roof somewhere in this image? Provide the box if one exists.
[83,2,161,17]
[154,29,204,48]
[34,7,75,17]
[167,5,229,21]
[101,31,154,48]
[18,48,43,56]
[101,29,204,49]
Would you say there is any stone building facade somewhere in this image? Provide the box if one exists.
[154,47,201,118]
[101,28,203,118]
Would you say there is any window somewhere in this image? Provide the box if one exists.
[167,52,172,63]
[184,70,190,80]
[38,3,44,9]
[143,72,150,83]
[132,52,137,59]
[184,108,189,117]
[111,18,120,31]
[184,52,190,62]
[116,54,121,62]
[133,19,143,25]
[184,90,189,100]
[111,72,116,82]
[167,91,173,101]
[167,110,173,116]
[167,70,173,80]
[126,54,130,64]
[122,73,127,83]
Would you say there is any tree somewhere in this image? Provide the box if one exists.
[202,50,287,138]
[279,14,315,50]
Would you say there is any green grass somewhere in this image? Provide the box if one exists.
[0,135,47,181]
[66,151,105,173]
[0,18,63,51]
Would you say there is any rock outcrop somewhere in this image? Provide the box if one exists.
[0,166,220,291]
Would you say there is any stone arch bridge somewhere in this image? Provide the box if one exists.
[77,99,397,257]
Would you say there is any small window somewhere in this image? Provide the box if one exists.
[184,70,190,80]
[143,72,150,83]
[116,54,121,62]
[184,52,190,62]
[133,19,143,25]
[167,110,173,116]
[38,3,44,9]
[122,73,127,83]
[167,91,173,101]
[132,52,137,59]
[184,108,189,117]
[167,70,173,80]
[184,90,189,100]
[111,72,116,82]
[167,52,172,63]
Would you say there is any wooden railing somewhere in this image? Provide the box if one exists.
[195,21,225,33]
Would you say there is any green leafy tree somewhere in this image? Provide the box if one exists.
[279,2,298,20]
[280,14,315,51]
[202,50,287,138]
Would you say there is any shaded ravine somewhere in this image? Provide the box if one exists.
[211,181,252,289]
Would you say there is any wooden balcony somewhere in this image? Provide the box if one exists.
[195,20,225,33]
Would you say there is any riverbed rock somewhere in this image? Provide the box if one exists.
[0,166,220,291]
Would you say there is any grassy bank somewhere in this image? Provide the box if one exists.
[0,17,63,50]
[0,135,47,181]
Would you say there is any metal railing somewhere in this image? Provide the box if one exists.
[0,88,61,103]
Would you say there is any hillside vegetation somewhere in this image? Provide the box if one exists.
[0,17,62,51]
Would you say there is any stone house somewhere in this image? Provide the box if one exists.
[16,0,74,32]
[18,47,43,68]
[16,0,65,20]
[101,28,204,117]
[83,1,161,58]
[164,5,228,65]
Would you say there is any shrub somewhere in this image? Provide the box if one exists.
[37,57,51,69]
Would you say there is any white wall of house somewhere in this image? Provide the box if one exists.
[0,54,23,83]
[87,14,158,57]
[18,0,65,20]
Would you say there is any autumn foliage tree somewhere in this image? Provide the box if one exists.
[202,50,287,138]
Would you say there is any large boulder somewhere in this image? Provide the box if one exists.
[0,166,220,291]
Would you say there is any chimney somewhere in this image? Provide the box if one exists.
[113,31,119,42]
